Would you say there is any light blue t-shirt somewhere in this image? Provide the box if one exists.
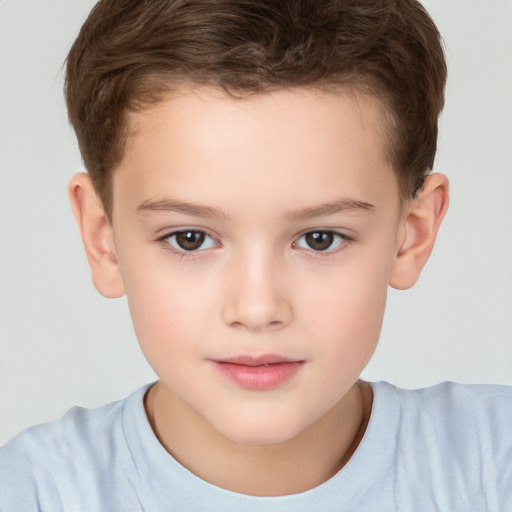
[1,381,511,511]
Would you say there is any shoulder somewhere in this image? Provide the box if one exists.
[1,394,125,467]
[371,381,512,509]
[403,382,512,466]
[382,381,512,455]
[390,381,512,437]
[0,386,149,511]
[373,380,512,424]
[386,380,511,413]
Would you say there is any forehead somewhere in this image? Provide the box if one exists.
[126,86,391,155]
[115,87,400,216]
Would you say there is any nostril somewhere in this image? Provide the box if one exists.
[227,319,284,331]
[229,321,245,330]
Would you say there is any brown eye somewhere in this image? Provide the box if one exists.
[305,231,334,251]
[165,230,217,252]
[175,231,205,250]
[294,230,346,253]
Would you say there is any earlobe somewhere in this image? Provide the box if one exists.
[68,173,125,298]
[389,173,449,290]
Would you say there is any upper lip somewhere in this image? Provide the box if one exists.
[212,355,302,366]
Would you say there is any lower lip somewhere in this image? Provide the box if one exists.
[212,361,303,390]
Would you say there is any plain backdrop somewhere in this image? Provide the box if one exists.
[0,0,511,445]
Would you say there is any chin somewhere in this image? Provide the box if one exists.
[223,430,300,446]
[215,414,307,446]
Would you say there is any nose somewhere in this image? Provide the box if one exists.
[221,250,293,332]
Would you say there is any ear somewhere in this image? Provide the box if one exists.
[68,173,125,298]
[389,173,449,290]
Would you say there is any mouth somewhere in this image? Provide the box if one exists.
[211,355,304,390]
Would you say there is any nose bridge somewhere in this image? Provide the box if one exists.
[221,244,292,331]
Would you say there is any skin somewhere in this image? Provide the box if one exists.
[69,87,448,496]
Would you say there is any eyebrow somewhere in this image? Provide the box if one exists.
[286,198,375,220]
[136,197,374,220]
[136,198,230,219]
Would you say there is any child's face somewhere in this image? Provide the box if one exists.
[110,87,404,444]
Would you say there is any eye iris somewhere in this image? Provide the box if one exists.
[176,231,205,251]
[306,231,334,251]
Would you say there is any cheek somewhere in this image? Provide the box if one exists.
[301,255,389,320]
[120,257,218,359]
[318,284,386,362]
[297,252,391,360]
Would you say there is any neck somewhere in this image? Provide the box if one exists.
[144,380,372,497]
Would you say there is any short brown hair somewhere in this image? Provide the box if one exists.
[65,0,446,218]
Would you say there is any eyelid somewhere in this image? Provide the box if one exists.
[293,229,352,256]
[157,228,220,255]
[155,227,353,259]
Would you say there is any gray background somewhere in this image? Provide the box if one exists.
[1,0,511,445]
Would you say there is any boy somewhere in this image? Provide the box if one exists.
[0,0,510,510]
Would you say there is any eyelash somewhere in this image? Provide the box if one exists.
[293,230,352,257]
[157,229,353,259]
[157,229,218,258]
